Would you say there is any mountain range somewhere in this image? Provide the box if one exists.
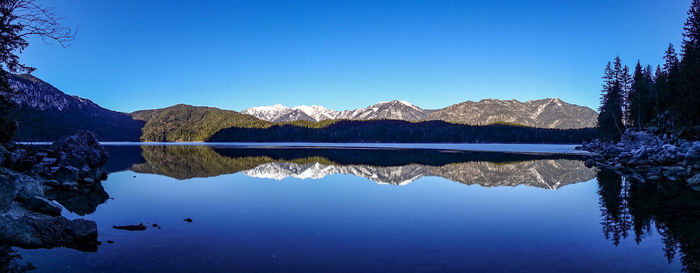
[242,98,597,129]
[6,74,598,141]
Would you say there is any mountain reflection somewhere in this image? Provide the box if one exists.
[108,145,597,189]
[597,169,700,273]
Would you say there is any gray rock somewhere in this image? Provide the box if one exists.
[688,174,700,186]
[23,196,62,216]
[685,142,700,161]
[81,177,94,184]
[61,181,79,188]
[55,166,79,182]
[0,145,8,167]
[40,157,57,166]
[44,179,60,187]
[0,206,98,249]
[0,172,18,213]
[51,131,108,169]
[14,174,44,201]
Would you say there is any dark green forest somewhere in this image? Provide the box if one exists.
[598,0,700,139]
[209,120,597,144]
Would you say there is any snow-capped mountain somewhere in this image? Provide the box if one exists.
[292,105,340,121]
[242,100,429,122]
[337,100,428,120]
[241,104,339,122]
[240,98,597,129]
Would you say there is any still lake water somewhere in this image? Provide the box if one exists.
[11,145,700,272]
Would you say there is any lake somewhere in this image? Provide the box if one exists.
[10,144,700,272]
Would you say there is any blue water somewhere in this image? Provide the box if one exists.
[13,145,695,273]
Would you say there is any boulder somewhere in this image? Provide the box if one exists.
[52,131,108,169]
[0,207,98,250]
[0,144,8,167]
[688,174,700,186]
[0,171,18,213]
[627,148,649,166]
[685,142,700,162]
[23,196,62,217]
[55,166,79,182]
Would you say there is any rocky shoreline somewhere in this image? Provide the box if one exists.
[580,130,700,189]
[0,131,109,250]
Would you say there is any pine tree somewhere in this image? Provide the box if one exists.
[680,0,700,127]
[655,44,680,131]
[598,60,624,139]
[0,0,75,144]
[620,65,632,126]
[628,61,656,130]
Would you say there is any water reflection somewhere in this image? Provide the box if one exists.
[597,169,700,272]
[12,145,695,272]
[114,145,597,189]
[0,245,34,273]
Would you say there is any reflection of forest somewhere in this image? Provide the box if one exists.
[0,245,34,273]
[597,169,700,273]
[123,145,596,189]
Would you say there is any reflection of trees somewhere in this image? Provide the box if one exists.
[127,146,596,189]
[0,246,34,273]
[597,169,700,272]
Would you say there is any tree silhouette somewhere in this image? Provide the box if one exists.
[0,0,75,143]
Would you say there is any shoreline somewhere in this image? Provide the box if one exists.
[582,131,700,189]
[19,142,593,155]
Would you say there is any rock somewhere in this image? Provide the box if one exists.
[627,148,649,166]
[688,174,700,186]
[52,131,108,169]
[15,175,44,201]
[55,166,79,182]
[81,177,95,184]
[0,171,18,213]
[31,164,45,174]
[23,196,62,217]
[61,181,79,188]
[685,142,700,161]
[0,145,8,167]
[43,180,60,187]
[40,157,57,166]
[112,223,147,231]
[0,207,98,250]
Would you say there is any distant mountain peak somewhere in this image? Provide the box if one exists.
[239,98,596,128]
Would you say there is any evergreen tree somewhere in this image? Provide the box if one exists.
[0,0,75,143]
[620,65,632,126]
[654,44,680,131]
[680,0,700,127]
[629,61,653,129]
[598,60,624,139]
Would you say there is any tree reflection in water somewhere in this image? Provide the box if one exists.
[0,245,34,273]
[597,169,700,272]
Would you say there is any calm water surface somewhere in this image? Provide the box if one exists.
[10,145,700,272]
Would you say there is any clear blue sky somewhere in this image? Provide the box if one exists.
[21,0,690,112]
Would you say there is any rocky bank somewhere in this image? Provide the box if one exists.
[580,130,700,189]
[0,131,109,250]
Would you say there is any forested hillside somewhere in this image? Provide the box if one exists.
[131,104,270,142]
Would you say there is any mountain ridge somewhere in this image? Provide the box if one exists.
[7,74,598,141]
[241,98,597,129]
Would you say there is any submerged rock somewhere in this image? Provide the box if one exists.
[112,224,147,231]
